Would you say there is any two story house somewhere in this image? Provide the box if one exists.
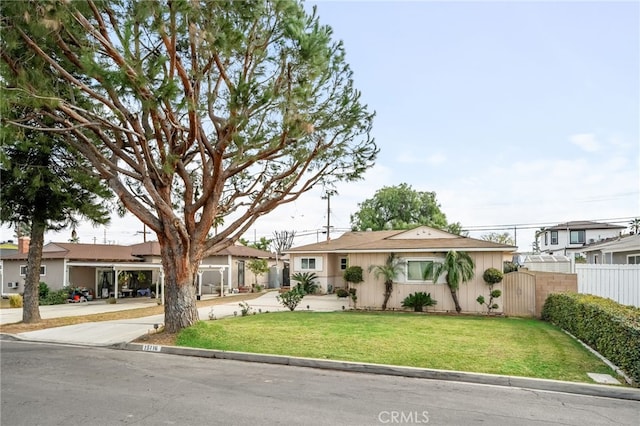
[538,221,625,258]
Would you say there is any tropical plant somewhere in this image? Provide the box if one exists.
[368,253,405,310]
[401,292,437,312]
[291,272,319,295]
[424,251,475,313]
[276,287,305,311]
[629,218,640,235]
[0,0,377,333]
[476,267,503,314]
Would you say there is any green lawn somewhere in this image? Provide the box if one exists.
[176,311,617,383]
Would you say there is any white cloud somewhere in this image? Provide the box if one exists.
[569,133,600,152]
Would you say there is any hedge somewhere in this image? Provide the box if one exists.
[541,292,640,385]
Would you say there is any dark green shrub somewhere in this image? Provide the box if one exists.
[542,293,640,385]
[482,267,503,285]
[276,287,304,311]
[343,266,363,285]
[503,261,518,273]
[38,282,50,299]
[291,272,319,295]
[40,289,71,305]
[335,288,349,298]
[401,292,437,312]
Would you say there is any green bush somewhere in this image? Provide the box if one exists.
[38,282,50,299]
[343,266,363,285]
[40,289,71,305]
[335,288,349,298]
[9,294,23,308]
[541,293,640,385]
[482,267,503,285]
[401,292,437,312]
[503,261,518,273]
[276,287,304,311]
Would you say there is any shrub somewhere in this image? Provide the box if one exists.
[503,261,518,273]
[276,287,304,311]
[401,292,437,312]
[40,289,71,305]
[541,293,640,385]
[343,266,363,285]
[335,288,349,298]
[9,294,23,308]
[477,268,503,314]
[238,301,252,316]
[38,282,50,299]
[482,267,503,285]
[291,272,319,295]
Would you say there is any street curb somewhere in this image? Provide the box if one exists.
[0,332,118,348]
[115,342,640,402]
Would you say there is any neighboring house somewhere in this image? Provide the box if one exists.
[582,234,640,264]
[0,241,18,290]
[286,226,516,313]
[538,221,625,258]
[1,238,279,299]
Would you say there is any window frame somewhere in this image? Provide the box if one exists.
[20,265,46,276]
[550,230,558,245]
[570,230,586,244]
[339,257,348,271]
[300,257,317,270]
[628,254,640,265]
[404,258,440,283]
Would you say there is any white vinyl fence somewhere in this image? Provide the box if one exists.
[576,264,640,307]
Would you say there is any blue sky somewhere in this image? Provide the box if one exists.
[2,0,638,251]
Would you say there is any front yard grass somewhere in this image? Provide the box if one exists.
[177,311,616,383]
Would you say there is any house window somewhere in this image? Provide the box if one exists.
[544,232,548,245]
[628,255,640,264]
[20,265,46,276]
[339,258,348,270]
[570,230,586,244]
[406,260,434,282]
[550,231,558,245]
[237,260,245,286]
[301,258,317,270]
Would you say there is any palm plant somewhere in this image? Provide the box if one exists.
[401,292,437,312]
[291,272,319,295]
[368,253,405,310]
[424,251,475,313]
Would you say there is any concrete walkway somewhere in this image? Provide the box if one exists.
[2,292,639,401]
[0,291,347,346]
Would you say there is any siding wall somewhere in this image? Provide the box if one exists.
[350,252,504,313]
[577,264,640,307]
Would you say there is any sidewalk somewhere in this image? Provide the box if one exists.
[0,292,346,346]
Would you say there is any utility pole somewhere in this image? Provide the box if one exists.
[326,192,331,241]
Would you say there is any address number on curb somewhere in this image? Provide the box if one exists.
[142,344,162,352]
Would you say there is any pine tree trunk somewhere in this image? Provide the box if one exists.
[449,286,462,313]
[22,221,44,323]
[160,239,200,333]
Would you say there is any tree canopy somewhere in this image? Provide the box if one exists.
[0,0,377,332]
[350,183,460,233]
[480,232,515,246]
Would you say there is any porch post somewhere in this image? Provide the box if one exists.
[197,271,203,298]
[227,255,233,293]
[219,269,225,297]
[114,268,120,300]
[160,271,165,306]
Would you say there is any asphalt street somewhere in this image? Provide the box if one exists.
[2,341,639,426]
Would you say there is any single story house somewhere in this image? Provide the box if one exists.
[286,226,516,313]
[1,238,283,301]
[582,234,640,264]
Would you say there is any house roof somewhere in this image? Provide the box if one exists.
[543,221,625,231]
[2,242,142,262]
[287,227,516,254]
[582,234,640,254]
[1,240,275,261]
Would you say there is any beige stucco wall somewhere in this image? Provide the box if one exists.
[531,271,577,317]
[349,252,505,313]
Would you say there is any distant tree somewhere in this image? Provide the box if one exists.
[629,218,640,235]
[480,232,515,246]
[0,1,377,332]
[424,251,475,313]
[368,253,405,311]
[0,110,111,323]
[240,236,272,252]
[246,258,269,288]
[271,230,296,255]
[350,183,454,232]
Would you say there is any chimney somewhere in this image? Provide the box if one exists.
[18,236,30,254]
